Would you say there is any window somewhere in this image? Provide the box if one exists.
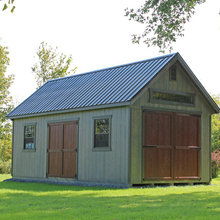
[24,125,36,150]
[150,89,194,105]
[94,118,111,149]
[169,65,177,81]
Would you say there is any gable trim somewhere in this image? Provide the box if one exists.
[176,53,219,113]
[131,53,219,113]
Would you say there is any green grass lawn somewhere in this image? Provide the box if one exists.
[0,174,220,220]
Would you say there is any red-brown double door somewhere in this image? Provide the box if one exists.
[47,121,78,178]
[143,111,200,180]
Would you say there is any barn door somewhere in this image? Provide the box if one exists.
[173,114,200,180]
[143,111,200,181]
[47,121,78,178]
[62,122,77,178]
[143,112,173,180]
[47,123,63,177]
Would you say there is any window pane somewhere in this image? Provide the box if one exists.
[94,134,109,147]
[24,125,35,138]
[95,119,109,134]
[24,125,35,149]
[24,141,35,149]
[94,118,110,148]
[152,91,194,104]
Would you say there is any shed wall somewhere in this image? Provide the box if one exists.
[12,107,130,184]
[130,63,214,184]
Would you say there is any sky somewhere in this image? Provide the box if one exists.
[0,0,220,105]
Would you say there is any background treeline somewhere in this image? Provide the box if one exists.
[0,44,14,173]
[0,41,76,173]
[211,96,220,177]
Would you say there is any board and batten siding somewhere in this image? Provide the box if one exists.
[130,62,214,184]
[12,107,130,184]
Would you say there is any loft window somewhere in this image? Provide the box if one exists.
[94,118,111,149]
[150,89,194,105]
[169,65,177,81]
[24,125,36,150]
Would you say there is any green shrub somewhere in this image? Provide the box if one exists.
[211,150,220,178]
[212,160,218,178]
[0,159,11,174]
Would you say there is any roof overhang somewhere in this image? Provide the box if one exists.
[7,101,131,120]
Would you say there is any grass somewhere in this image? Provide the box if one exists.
[0,174,220,219]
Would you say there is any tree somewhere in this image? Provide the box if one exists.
[32,41,77,89]
[0,44,14,173]
[1,0,15,13]
[212,95,220,151]
[125,0,206,52]
[0,44,14,139]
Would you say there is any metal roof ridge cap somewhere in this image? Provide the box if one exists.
[47,52,178,83]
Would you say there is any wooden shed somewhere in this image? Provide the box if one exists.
[7,53,219,186]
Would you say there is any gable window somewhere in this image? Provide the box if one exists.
[24,125,36,150]
[94,117,111,150]
[169,65,177,81]
[150,89,195,105]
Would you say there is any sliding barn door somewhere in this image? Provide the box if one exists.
[143,111,200,181]
[48,121,78,178]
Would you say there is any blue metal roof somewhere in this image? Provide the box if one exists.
[7,53,177,118]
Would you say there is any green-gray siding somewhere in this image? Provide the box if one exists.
[12,107,130,184]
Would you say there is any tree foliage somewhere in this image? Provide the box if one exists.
[1,0,15,13]
[0,44,14,173]
[0,45,14,139]
[125,0,206,52]
[212,95,220,151]
[32,41,77,89]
